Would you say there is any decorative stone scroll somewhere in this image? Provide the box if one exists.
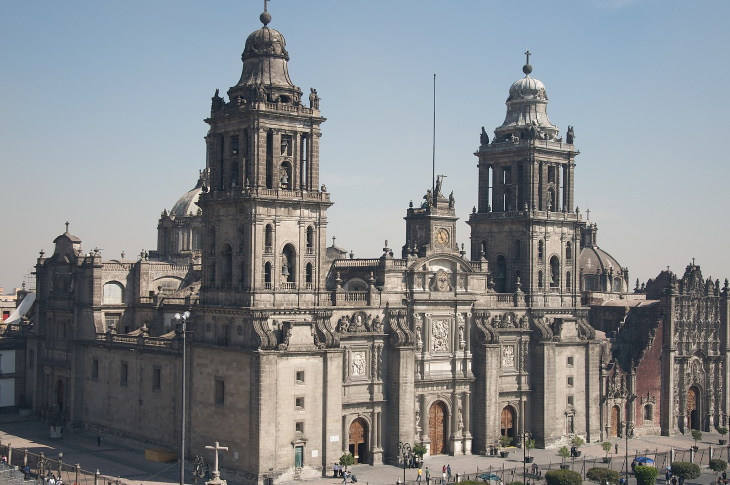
[250,311,276,350]
[388,308,415,347]
[312,310,339,349]
[473,310,498,344]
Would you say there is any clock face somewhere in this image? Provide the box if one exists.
[435,228,450,245]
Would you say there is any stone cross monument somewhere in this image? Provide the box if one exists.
[204,441,229,485]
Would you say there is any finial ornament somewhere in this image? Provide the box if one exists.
[65,221,69,233]
[260,0,271,26]
[523,50,533,76]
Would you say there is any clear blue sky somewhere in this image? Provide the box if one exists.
[1,0,728,292]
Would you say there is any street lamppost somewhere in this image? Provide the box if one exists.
[521,431,532,485]
[174,311,191,485]
[57,452,63,479]
[622,421,633,485]
[397,442,411,485]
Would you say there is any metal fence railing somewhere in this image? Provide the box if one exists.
[0,444,128,485]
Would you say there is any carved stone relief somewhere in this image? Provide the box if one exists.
[502,345,515,368]
[352,352,367,376]
[432,319,449,352]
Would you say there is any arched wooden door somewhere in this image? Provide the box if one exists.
[610,406,620,437]
[349,418,369,464]
[687,386,700,430]
[429,401,448,455]
[500,406,515,439]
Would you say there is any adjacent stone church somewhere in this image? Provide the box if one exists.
[14,6,730,485]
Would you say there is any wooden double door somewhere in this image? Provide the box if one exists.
[429,401,448,455]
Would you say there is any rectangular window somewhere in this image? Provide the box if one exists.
[120,362,128,386]
[295,421,304,433]
[295,397,304,409]
[567,356,574,367]
[153,367,161,390]
[567,376,574,388]
[92,359,99,380]
[215,379,225,406]
[567,395,574,406]
[296,371,304,384]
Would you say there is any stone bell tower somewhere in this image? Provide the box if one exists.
[197,8,332,307]
[468,53,581,303]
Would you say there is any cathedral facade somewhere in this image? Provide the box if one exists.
[12,6,730,485]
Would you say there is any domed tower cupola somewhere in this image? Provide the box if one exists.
[228,5,302,105]
[493,51,559,142]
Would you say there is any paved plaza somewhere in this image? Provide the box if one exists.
[0,414,727,485]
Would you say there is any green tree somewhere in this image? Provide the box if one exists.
[499,435,514,448]
[634,465,659,485]
[601,441,613,459]
[412,444,427,459]
[718,427,728,437]
[587,467,620,485]
[691,430,702,448]
[558,446,571,464]
[339,452,355,471]
[571,435,585,449]
[709,459,728,473]
[670,462,701,483]
[545,469,582,485]
[525,438,536,458]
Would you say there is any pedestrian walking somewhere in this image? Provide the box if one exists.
[615,443,619,454]
[425,466,431,484]
[447,464,452,480]
[417,467,423,483]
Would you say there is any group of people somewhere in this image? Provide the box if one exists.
[43,471,63,485]
[714,471,728,485]
[415,464,452,483]
[332,463,357,483]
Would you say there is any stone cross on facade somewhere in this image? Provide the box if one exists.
[205,441,229,484]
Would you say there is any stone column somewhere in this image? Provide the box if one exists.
[450,391,462,455]
[463,392,472,454]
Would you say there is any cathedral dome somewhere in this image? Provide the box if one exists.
[232,10,297,94]
[493,56,559,142]
[170,172,206,217]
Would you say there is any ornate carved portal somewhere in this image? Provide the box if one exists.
[429,401,448,455]
[500,406,515,439]
[687,386,700,431]
[610,405,620,437]
[348,418,369,464]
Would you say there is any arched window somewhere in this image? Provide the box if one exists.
[538,240,544,260]
[279,161,292,189]
[644,404,653,421]
[264,262,272,288]
[495,255,507,293]
[613,277,623,293]
[222,244,233,288]
[503,189,512,212]
[300,134,309,190]
[266,130,274,189]
[548,189,556,211]
[306,226,314,253]
[566,241,572,260]
[264,224,273,252]
[538,270,544,288]
[229,162,239,188]
[103,282,124,305]
[305,263,313,285]
[550,256,560,288]
[282,244,296,283]
[566,271,572,290]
